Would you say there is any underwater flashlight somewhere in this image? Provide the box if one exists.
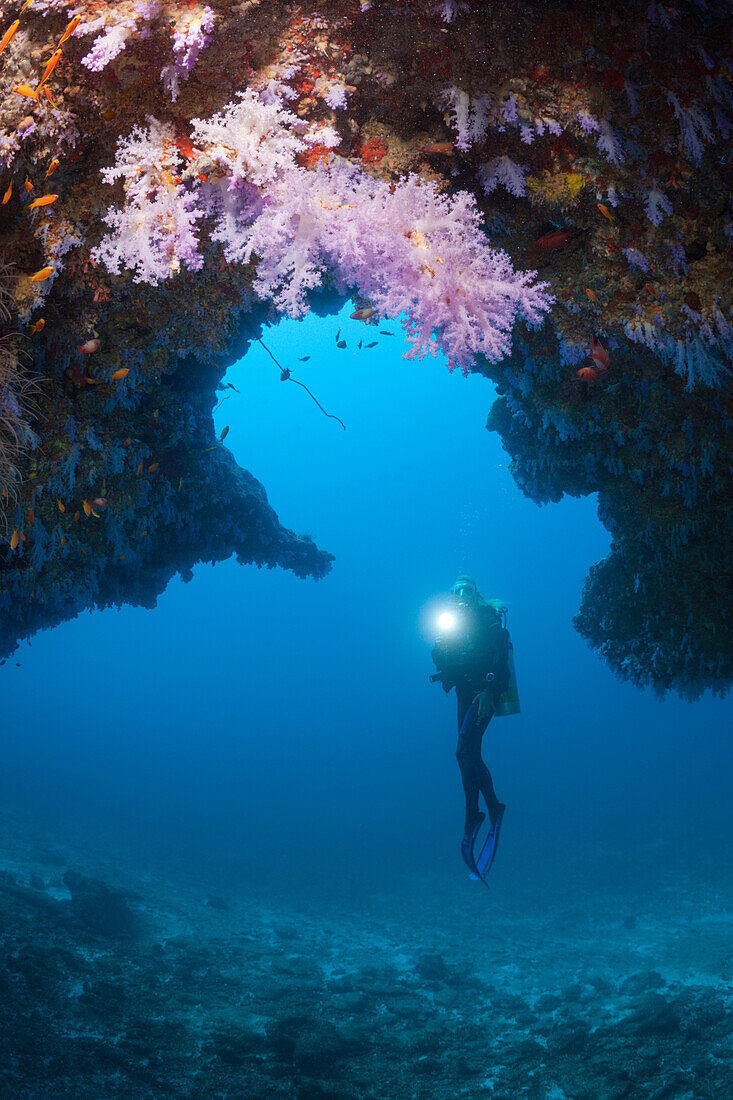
[437,611,456,631]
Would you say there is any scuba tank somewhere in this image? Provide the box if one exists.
[494,642,520,717]
[493,604,521,717]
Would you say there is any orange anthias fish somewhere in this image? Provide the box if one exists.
[58,15,80,46]
[585,288,599,304]
[39,49,62,88]
[82,499,92,516]
[78,338,100,354]
[28,194,58,210]
[110,367,129,379]
[30,318,45,333]
[44,87,59,110]
[24,176,33,192]
[13,85,39,100]
[597,203,614,222]
[0,20,19,52]
[587,338,610,371]
[45,158,60,179]
[577,366,604,381]
[10,528,19,550]
[2,182,11,205]
[28,266,54,282]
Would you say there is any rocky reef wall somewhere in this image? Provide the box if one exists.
[0,0,730,695]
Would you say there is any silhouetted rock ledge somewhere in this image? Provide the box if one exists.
[0,1,730,696]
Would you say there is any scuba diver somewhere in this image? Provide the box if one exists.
[430,576,517,884]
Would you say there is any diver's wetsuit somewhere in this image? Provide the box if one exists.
[432,605,510,835]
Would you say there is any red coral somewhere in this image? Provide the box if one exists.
[297,143,332,168]
[358,136,388,164]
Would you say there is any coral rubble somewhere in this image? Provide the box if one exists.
[0,0,731,694]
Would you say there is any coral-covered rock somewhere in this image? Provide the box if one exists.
[0,0,730,695]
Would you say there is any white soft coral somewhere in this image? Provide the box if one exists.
[91,118,204,284]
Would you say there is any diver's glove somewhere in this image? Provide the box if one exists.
[473,688,494,720]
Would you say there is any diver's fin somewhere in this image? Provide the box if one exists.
[475,804,506,879]
[461,812,485,879]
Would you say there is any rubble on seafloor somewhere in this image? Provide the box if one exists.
[0,0,731,696]
[0,809,732,1098]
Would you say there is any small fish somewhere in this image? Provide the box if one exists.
[350,307,377,321]
[30,318,44,333]
[28,266,54,282]
[2,182,11,205]
[379,330,393,336]
[177,478,183,492]
[60,535,65,548]
[27,506,34,524]
[336,339,346,349]
[91,497,107,509]
[44,158,59,179]
[153,408,159,420]
[10,528,19,550]
[148,463,158,473]
[118,555,126,562]
[597,203,614,222]
[78,338,100,354]
[58,15,80,46]
[43,87,59,110]
[140,530,148,537]
[585,288,599,304]
[530,228,577,253]
[0,20,19,53]
[417,142,454,155]
[24,176,33,192]
[220,425,229,441]
[358,340,362,349]
[335,328,341,343]
[13,85,39,100]
[20,0,33,12]
[225,381,240,391]
[28,194,58,210]
[577,366,603,381]
[587,338,610,371]
[56,498,65,512]
[298,356,310,362]
[135,462,143,476]
[110,367,129,380]
[365,341,378,348]
[82,499,91,516]
[39,49,62,87]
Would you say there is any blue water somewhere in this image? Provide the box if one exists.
[2,305,732,1099]
[3,303,730,896]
